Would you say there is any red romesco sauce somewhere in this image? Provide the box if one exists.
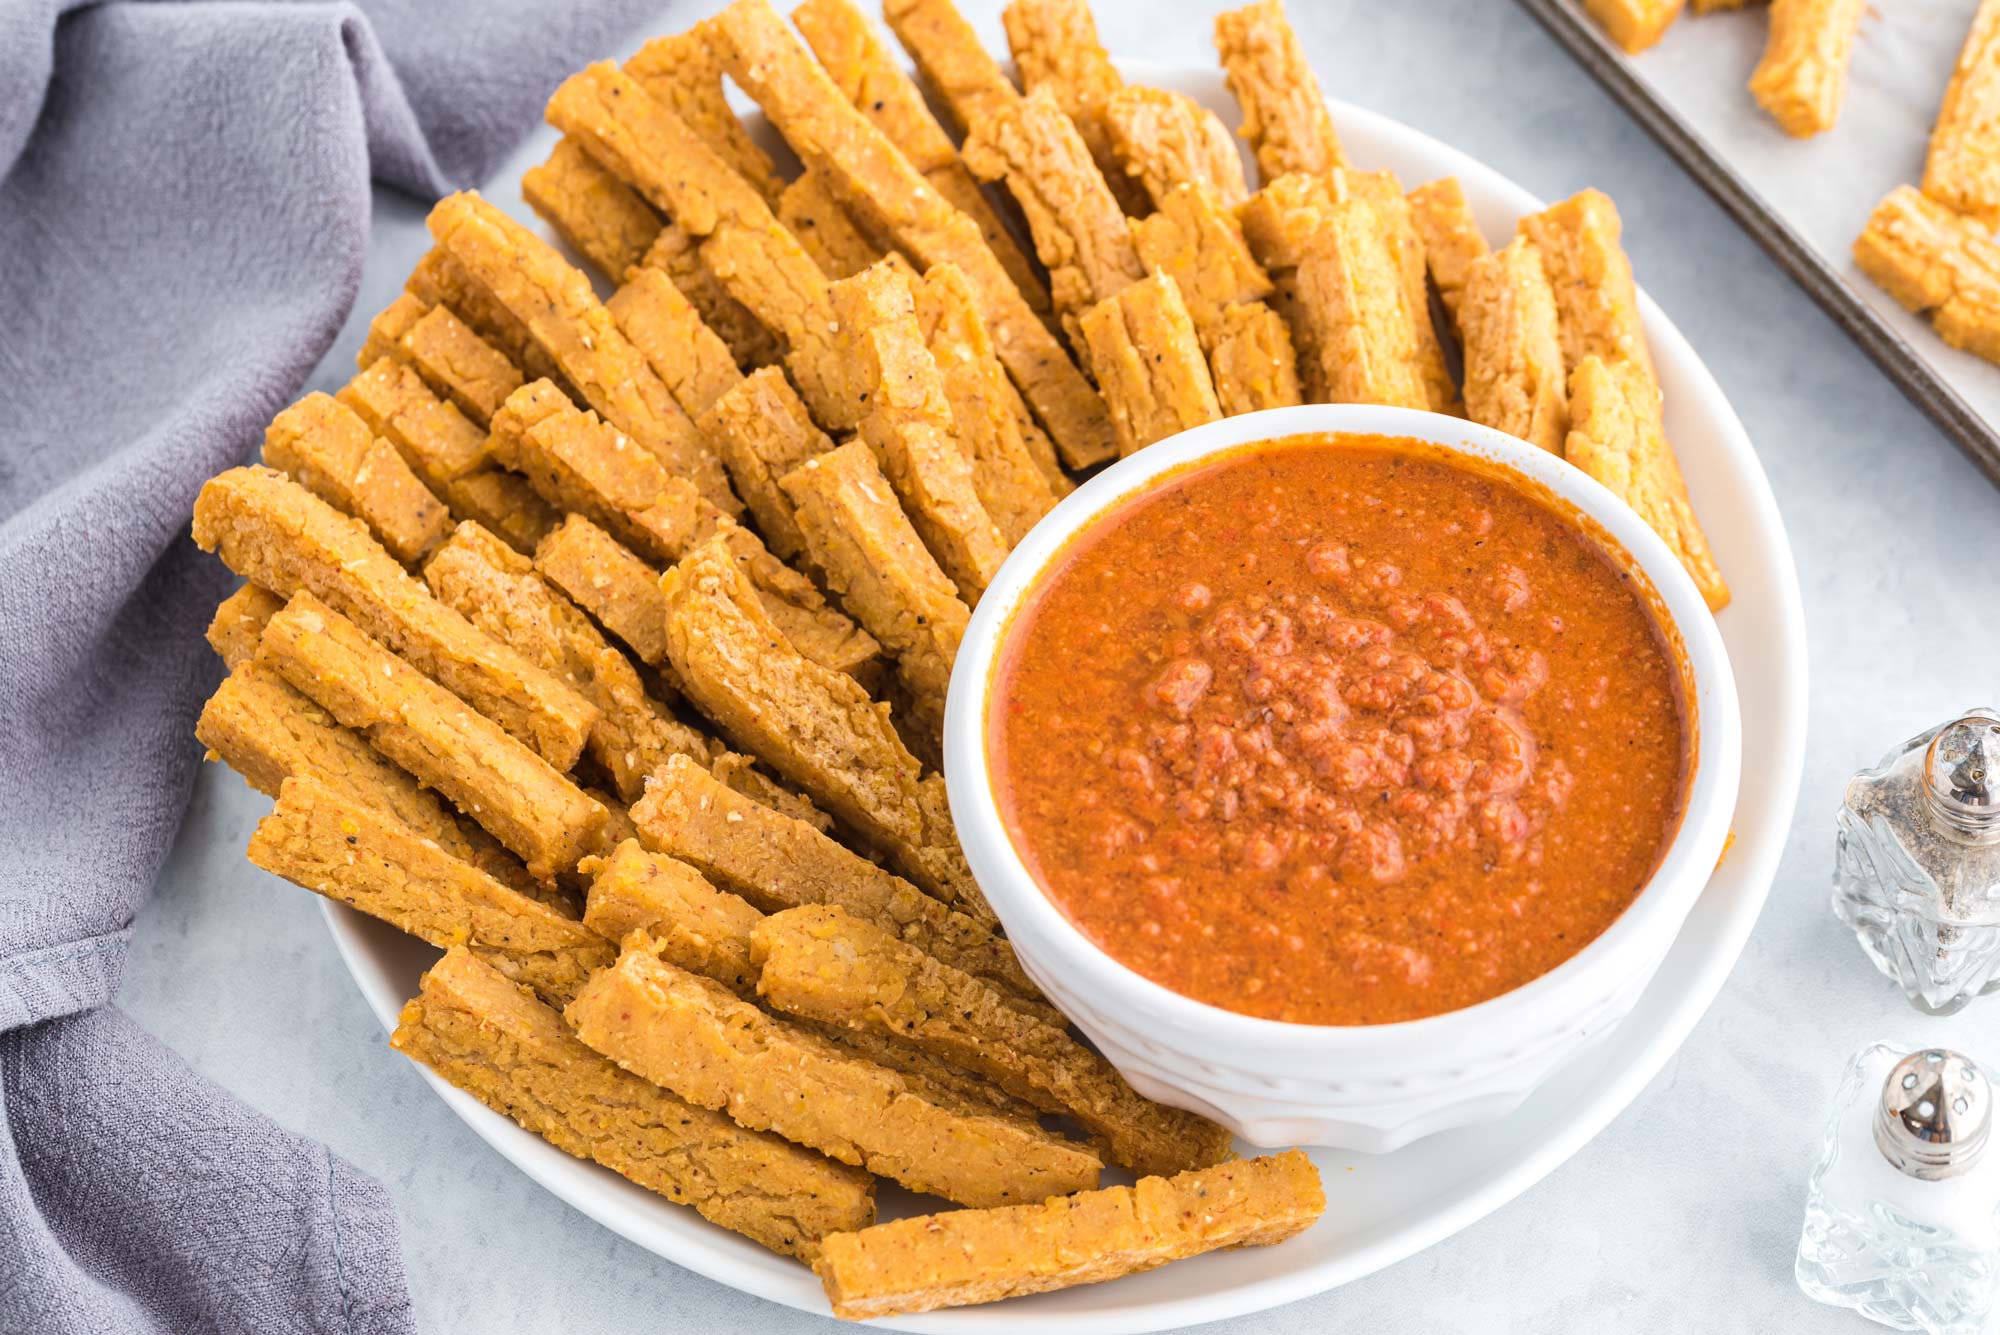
[989,434,1689,1026]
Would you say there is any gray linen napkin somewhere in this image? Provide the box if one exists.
[0,1,661,1329]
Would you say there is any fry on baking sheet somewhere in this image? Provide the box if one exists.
[963,85,1145,343]
[204,585,283,670]
[422,522,711,804]
[659,536,976,913]
[1001,0,1149,216]
[882,0,1021,140]
[1103,84,1251,211]
[580,839,1049,1096]
[625,24,787,206]
[1459,238,1568,455]
[1078,272,1223,455]
[813,1151,1326,1320]
[1566,356,1730,610]
[393,947,875,1259]
[427,193,737,515]
[781,441,970,743]
[564,939,1102,1208]
[262,394,451,567]
[1749,0,1866,138]
[251,776,608,1004]
[830,262,1009,605]
[407,247,567,390]
[1407,176,1489,323]
[706,0,1119,470]
[255,593,607,879]
[339,358,490,492]
[631,754,1030,992]
[1925,0,2000,227]
[910,262,1060,543]
[699,366,834,566]
[1581,0,1685,54]
[754,904,1235,1177]
[636,222,785,371]
[522,137,665,283]
[777,168,885,280]
[198,659,528,893]
[1129,183,1300,416]
[1854,184,2000,365]
[1214,0,1345,182]
[792,0,1054,322]
[605,267,744,422]
[192,466,596,769]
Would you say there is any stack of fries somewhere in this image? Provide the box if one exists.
[189,0,1727,1316]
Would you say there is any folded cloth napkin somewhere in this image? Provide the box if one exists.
[0,1,660,1330]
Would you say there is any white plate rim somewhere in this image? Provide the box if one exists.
[322,66,1809,1333]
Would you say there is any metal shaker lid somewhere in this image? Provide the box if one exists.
[1875,1049,1992,1180]
[1925,709,2000,841]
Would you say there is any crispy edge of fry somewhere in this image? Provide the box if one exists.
[263,393,452,567]
[698,365,835,566]
[338,356,491,491]
[1213,0,1347,182]
[522,137,665,282]
[624,25,788,206]
[999,0,1149,216]
[1103,84,1251,211]
[882,0,1022,141]
[1517,188,1656,379]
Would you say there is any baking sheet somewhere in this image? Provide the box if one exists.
[1519,0,2000,485]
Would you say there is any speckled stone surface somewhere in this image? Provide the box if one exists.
[123,2,2000,1330]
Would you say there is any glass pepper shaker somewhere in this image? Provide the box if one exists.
[1797,1044,2000,1332]
[1834,709,2000,1014]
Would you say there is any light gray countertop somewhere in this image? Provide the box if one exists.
[124,1,2000,1330]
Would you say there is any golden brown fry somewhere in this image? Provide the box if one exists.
[426,193,737,515]
[358,292,424,372]
[394,948,874,1259]
[782,441,969,742]
[565,941,1101,1208]
[1130,182,1299,415]
[1854,184,2000,364]
[205,585,283,670]
[397,303,528,428]
[1407,176,1490,322]
[251,777,608,1004]
[1000,0,1149,216]
[777,169,885,280]
[407,248,566,391]
[1749,0,1865,138]
[636,222,785,370]
[1103,85,1250,211]
[754,905,1234,1177]
[1581,0,1685,53]
[605,267,743,423]
[438,469,559,558]
[533,514,672,667]
[831,262,1010,604]
[625,25,787,206]
[632,754,1031,993]
[1517,189,1656,378]
[963,86,1145,342]
[192,466,595,769]
[1294,192,1429,409]
[1355,175,1457,414]
[522,137,664,282]
[255,592,607,879]
[1214,0,1345,182]
[883,0,1021,140]
[263,394,451,567]
[815,1152,1325,1320]
[1459,239,1569,455]
[699,366,835,565]
[705,0,1119,470]
[1924,0,2000,227]
[1566,356,1730,611]
[1079,272,1223,455]
[790,0,1056,322]
[912,262,1060,543]
[660,536,974,912]
[339,358,490,491]
[422,522,711,804]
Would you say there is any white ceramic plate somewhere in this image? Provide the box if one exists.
[324,61,1807,1333]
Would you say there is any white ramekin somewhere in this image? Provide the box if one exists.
[943,404,1743,1154]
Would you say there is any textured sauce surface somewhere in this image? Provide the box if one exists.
[990,434,1689,1025]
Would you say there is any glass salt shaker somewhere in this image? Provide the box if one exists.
[1834,709,2000,1014]
[1797,1044,2000,1332]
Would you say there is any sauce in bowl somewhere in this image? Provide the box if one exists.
[988,432,1691,1026]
